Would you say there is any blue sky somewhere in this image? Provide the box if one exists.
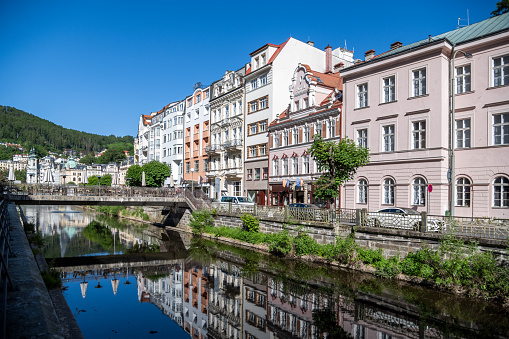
[0,0,497,138]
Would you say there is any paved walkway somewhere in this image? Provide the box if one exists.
[6,202,82,338]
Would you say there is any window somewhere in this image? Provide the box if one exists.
[251,79,258,90]
[303,156,309,174]
[494,113,509,145]
[494,176,509,207]
[260,97,267,110]
[383,178,395,205]
[413,177,426,205]
[292,128,299,144]
[259,144,266,156]
[283,131,289,146]
[250,101,258,112]
[249,146,256,158]
[255,168,261,180]
[493,55,509,87]
[194,160,199,172]
[250,124,258,135]
[383,125,395,152]
[327,120,335,138]
[247,169,253,180]
[196,94,201,103]
[274,133,280,147]
[456,65,471,93]
[412,68,426,96]
[357,83,368,108]
[295,100,300,111]
[186,162,190,173]
[282,158,288,175]
[260,74,267,86]
[412,121,426,149]
[233,181,241,196]
[358,179,367,204]
[292,157,298,174]
[304,125,310,142]
[273,159,279,176]
[263,167,268,179]
[456,119,471,148]
[383,76,395,102]
[303,98,308,109]
[259,121,267,133]
[315,122,322,137]
[357,129,368,148]
[203,159,209,172]
[187,99,192,107]
[456,178,471,207]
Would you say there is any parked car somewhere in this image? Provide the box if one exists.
[367,207,443,231]
[219,196,255,212]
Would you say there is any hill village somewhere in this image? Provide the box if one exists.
[2,13,509,218]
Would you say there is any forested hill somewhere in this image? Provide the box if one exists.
[0,105,133,153]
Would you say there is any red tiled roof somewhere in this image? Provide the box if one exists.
[245,66,251,75]
[267,37,290,64]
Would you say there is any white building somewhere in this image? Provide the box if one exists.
[161,100,185,186]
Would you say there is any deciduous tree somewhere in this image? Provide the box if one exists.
[308,135,369,207]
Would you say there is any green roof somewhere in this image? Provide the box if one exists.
[346,12,509,70]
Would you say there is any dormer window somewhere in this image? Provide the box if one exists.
[255,57,259,69]
[295,100,300,111]
[261,53,266,66]
[196,94,201,103]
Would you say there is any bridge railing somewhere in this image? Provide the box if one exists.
[0,199,14,337]
[4,184,185,199]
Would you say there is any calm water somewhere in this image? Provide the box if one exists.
[23,205,509,339]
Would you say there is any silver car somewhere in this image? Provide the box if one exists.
[368,207,443,231]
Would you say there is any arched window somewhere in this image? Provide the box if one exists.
[493,176,509,207]
[358,179,368,204]
[383,178,395,205]
[412,177,426,206]
[456,177,471,207]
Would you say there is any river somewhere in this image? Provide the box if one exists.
[22,205,509,339]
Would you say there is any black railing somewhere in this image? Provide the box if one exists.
[0,199,14,338]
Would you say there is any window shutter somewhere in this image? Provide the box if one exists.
[269,134,273,148]
[311,125,314,137]
[289,131,292,144]
[336,118,340,136]
[299,128,303,142]
[322,123,327,136]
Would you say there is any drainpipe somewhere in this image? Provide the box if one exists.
[449,46,473,217]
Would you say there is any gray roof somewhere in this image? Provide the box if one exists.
[345,12,509,71]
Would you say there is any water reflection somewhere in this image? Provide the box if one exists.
[27,206,509,338]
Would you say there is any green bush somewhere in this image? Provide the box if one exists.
[293,233,318,256]
[374,256,401,278]
[190,209,214,235]
[240,214,260,233]
[41,269,61,290]
[357,247,384,265]
[29,232,45,248]
[269,229,292,256]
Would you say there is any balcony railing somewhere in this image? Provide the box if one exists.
[205,144,221,154]
[224,139,242,149]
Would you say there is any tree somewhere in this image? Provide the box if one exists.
[87,174,112,186]
[125,164,142,186]
[79,154,96,165]
[96,148,126,164]
[308,135,370,207]
[492,0,509,16]
[141,161,171,187]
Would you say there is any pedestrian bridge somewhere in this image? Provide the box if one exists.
[3,185,210,209]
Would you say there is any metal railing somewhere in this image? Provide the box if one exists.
[0,199,14,337]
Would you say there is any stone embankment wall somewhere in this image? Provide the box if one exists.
[175,210,508,261]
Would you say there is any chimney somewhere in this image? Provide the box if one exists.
[307,41,314,47]
[325,44,332,73]
[334,62,344,72]
[390,41,402,50]
[364,49,375,61]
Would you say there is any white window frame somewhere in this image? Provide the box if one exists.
[357,128,368,148]
[251,78,258,90]
[412,177,426,206]
[304,125,310,142]
[411,67,427,97]
[383,178,395,205]
[273,159,279,176]
[456,177,471,207]
[455,64,471,94]
[303,155,309,174]
[492,55,509,87]
[412,120,426,149]
[456,118,471,148]
[493,176,509,208]
[358,179,368,204]
[382,124,395,152]
[357,83,368,108]
[493,113,509,145]
[260,74,267,86]
[382,75,396,103]
[292,157,298,175]
[274,133,280,148]
[282,158,288,175]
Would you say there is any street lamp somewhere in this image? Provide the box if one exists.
[449,49,473,217]
[190,168,195,196]
[125,177,131,197]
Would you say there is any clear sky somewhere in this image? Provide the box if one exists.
[0,0,497,138]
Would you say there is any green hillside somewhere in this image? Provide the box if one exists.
[0,105,133,155]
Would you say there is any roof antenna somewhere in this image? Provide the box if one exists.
[344,40,347,50]
[457,9,469,28]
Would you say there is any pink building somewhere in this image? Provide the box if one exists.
[268,56,346,206]
[341,13,509,218]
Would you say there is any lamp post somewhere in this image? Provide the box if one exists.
[61,174,67,195]
[191,168,195,197]
[125,177,131,197]
[449,49,473,218]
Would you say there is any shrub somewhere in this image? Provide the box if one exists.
[269,229,292,256]
[294,233,318,256]
[374,256,401,278]
[357,247,384,265]
[240,214,259,233]
[190,209,214,235]
[41,269,61,290]
[29,233,45,248]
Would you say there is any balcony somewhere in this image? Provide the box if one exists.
[221,118,230,126]
[225,166,243,178]
[224,139,242,150]
[205,144,221,154]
